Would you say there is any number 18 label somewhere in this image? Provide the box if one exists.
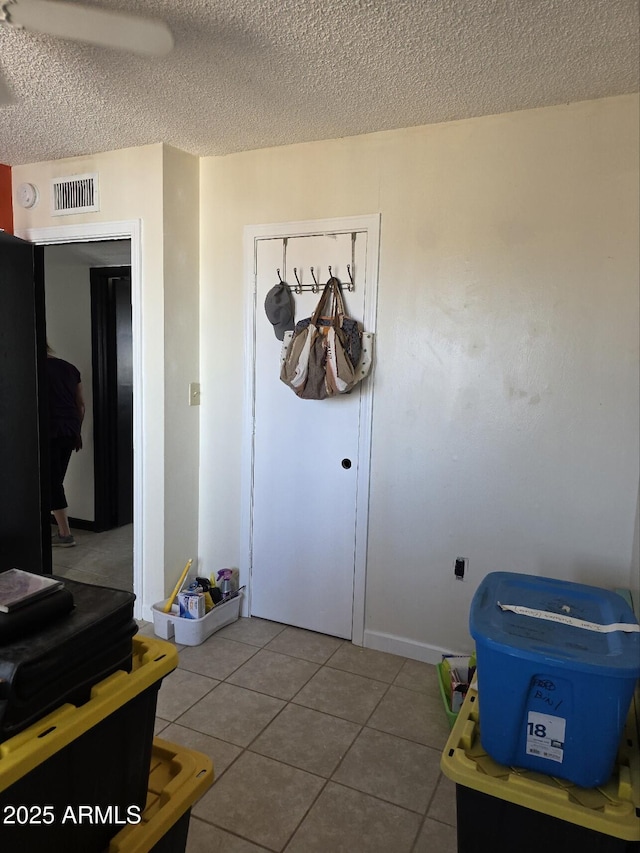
[526,711,566,763]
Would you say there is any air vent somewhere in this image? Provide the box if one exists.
[51,173,99,215]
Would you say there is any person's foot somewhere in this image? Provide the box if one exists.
[52,533,76,548]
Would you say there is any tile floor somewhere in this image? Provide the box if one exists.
[136,617,459,853]
[51,523,133,591]
[52,527,459,851]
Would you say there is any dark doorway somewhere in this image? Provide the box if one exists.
[90,267,133,532]
[0,232,51,573]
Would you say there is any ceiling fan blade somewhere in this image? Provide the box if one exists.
[4,0,174,56]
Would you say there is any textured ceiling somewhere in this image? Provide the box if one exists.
[0,0,638,167]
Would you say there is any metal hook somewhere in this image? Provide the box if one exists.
[346,264,354,291]
[277,268,284,284]
[293,267,303,294]
[310,267,319,293]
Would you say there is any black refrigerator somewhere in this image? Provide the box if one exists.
[0,230,51,574]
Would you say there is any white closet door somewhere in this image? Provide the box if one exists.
[250,232,368,638]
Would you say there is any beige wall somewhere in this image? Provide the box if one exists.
[12,144,200,613]
[9,95,639,652]
[199,94,640,657]
[162,146,200,579]
[631,484,640,612]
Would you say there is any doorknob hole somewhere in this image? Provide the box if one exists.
[341,458,352,469]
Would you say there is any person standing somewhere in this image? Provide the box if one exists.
[46,345,85,547]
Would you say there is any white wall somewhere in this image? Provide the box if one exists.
[11,96,639,651]
[44,246,95,521]
[199,94,640,659]
[631,483,640,612]
[12,144,200,615]
[162,146,201,579]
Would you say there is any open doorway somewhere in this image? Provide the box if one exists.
[44,240,133,593]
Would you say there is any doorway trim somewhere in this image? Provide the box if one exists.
[241,214,380,645]
[15,220,144,619]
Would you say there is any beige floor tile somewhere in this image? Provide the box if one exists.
[325,643,406,683]
[292,666,388,724]
[53,525,134,589]
[50,526,457,851]
[226,649,319,700]
[250,703,360,777]
[265,626,344,663]
[58,550,129,575]
[428,774,458,826]
[156,669,219,721]
[160,723,243,780]
[331,727,441,813]
[186,819,271,852]
[393,658,437,694]
[192,752,324,850]
[285,782,421,853]
[136,621,158,638]
[54,565,115,587]
[367,684,451,748]
[176,682,285,746]
[413,818,458,853]
[154,717,170,736]
[216,617,287,646]
[178,637,259,680]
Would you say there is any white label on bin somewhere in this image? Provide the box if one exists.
[497,602,640,633]
[526,711,565,763]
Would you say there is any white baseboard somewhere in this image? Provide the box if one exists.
[362,629,469,665]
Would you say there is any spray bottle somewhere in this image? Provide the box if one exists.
[217,569,233,600]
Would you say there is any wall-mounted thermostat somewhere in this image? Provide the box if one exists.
[17,182,39,209]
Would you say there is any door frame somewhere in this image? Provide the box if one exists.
[15,220,144,618]
[90,265,133,532]
[241,214,381,645]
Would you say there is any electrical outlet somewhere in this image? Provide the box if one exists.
[454,557,468,580]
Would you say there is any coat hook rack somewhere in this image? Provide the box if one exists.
[346,264,354,291]
[276,265,354,293]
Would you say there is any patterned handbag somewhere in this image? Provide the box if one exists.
[280,277,372,398]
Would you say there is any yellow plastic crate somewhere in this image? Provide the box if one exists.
[440,678,640,844]
[107,738,213,853]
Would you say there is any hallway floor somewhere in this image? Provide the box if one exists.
[51,523,133,591]
[52,529,458,850]
[137,616,458,853]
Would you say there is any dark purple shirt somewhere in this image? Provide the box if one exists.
[46,357,81,438]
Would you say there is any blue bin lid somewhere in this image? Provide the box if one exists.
[469,572,640,677]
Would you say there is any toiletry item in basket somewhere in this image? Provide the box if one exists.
[178,582,205,619]
[217,569,233,600]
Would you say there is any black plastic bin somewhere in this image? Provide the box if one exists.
[456,785,639,853]
[0,576,137,742]
[0,636,178,853]
[440,681,640,853]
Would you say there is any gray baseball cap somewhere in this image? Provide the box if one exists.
[264,282,295,340]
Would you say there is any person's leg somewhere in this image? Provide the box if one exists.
[50,437,76,545]
[52,507,72,538]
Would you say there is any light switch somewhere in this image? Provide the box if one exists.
[189,382,201,406]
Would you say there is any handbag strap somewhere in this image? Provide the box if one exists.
[326,277,345,329]
[310,281,334,327]
[311,277,350,329]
